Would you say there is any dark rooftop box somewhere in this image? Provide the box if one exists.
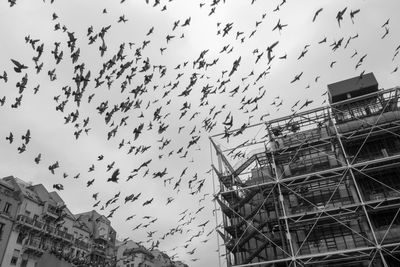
[328,72,378,103]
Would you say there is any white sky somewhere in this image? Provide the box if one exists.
[0,0,399,266]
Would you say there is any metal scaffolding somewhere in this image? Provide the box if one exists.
[210,85,400,267]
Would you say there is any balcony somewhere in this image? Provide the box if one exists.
[23,238,45,256]
[33,220,43,229]
[43,224,55,235]
[43,204,61,219]
[16,215,43,231]
[94,235,109,243]
[0,210,13,218]
[57,229,66,238]
[65,232,74,241]
[16,214,35,226]
[92,244,106,256]
[74,239,91,251]
[55,229,74,243]
[16,215,74,243]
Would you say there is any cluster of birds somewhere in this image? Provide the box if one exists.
[1,0,399,265]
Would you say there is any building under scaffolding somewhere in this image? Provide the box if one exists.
[210,73,400,267]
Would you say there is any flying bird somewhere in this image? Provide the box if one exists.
[336,7,347,27]
[312,8,323,22]
[290,72,303,83]
[108,168,120,183]
[6,132,13,144]
[11,59,28,73]
[350,9,360,24]
[34,153,41,164]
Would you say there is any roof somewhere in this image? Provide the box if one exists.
[48,191,65,204]
[0,177,16,191]
[31,184,58,205]
[123,247,154,259]
[2,176,78,220]
[152,249,171,260]
[48,191,75,219]
[116,239,139,249]
[327,72,378,102]
[76,210,110,224]
[3,176,42,203]
[73,219,91,233]
[77,209,100,218]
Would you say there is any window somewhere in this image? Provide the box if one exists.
[10,257,18,265]
[17,233,25,244]
[3,202,11,214]
[0,223,4,240]
[33,214,38,221]
[10,249,20,265]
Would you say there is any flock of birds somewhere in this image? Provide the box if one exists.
[1,0,399,265]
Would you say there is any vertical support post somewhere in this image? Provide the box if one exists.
[210,138,223,267]
[328,108,389,267]
[271,150,297,267]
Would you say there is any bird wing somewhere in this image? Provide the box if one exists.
[11,59,22,68]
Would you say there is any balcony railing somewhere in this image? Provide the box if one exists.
[33,220,43,229]
[16,214,75,243]
[47,205,59,215]
[23,238,45,255]
[16,215,41,230]
[65,232,74,241]
[75,239,91,250]
[0,210,13,218]
[44,224,55,233]
[92,244,106,255]
[42,205,60,219]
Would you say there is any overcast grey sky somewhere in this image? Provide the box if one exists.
[0,0,399,266]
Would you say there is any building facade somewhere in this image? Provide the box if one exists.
[0,176,183,267]
[76,210,117,266]
[115,241,189,267]
[0,178,19,265]
[151,249,189,267]
[115,240,141,267]
[0,176,115,267]
[1,176,79,267]
[121,246,154,267]
[211,73,400,266]
[71,218,92,266]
